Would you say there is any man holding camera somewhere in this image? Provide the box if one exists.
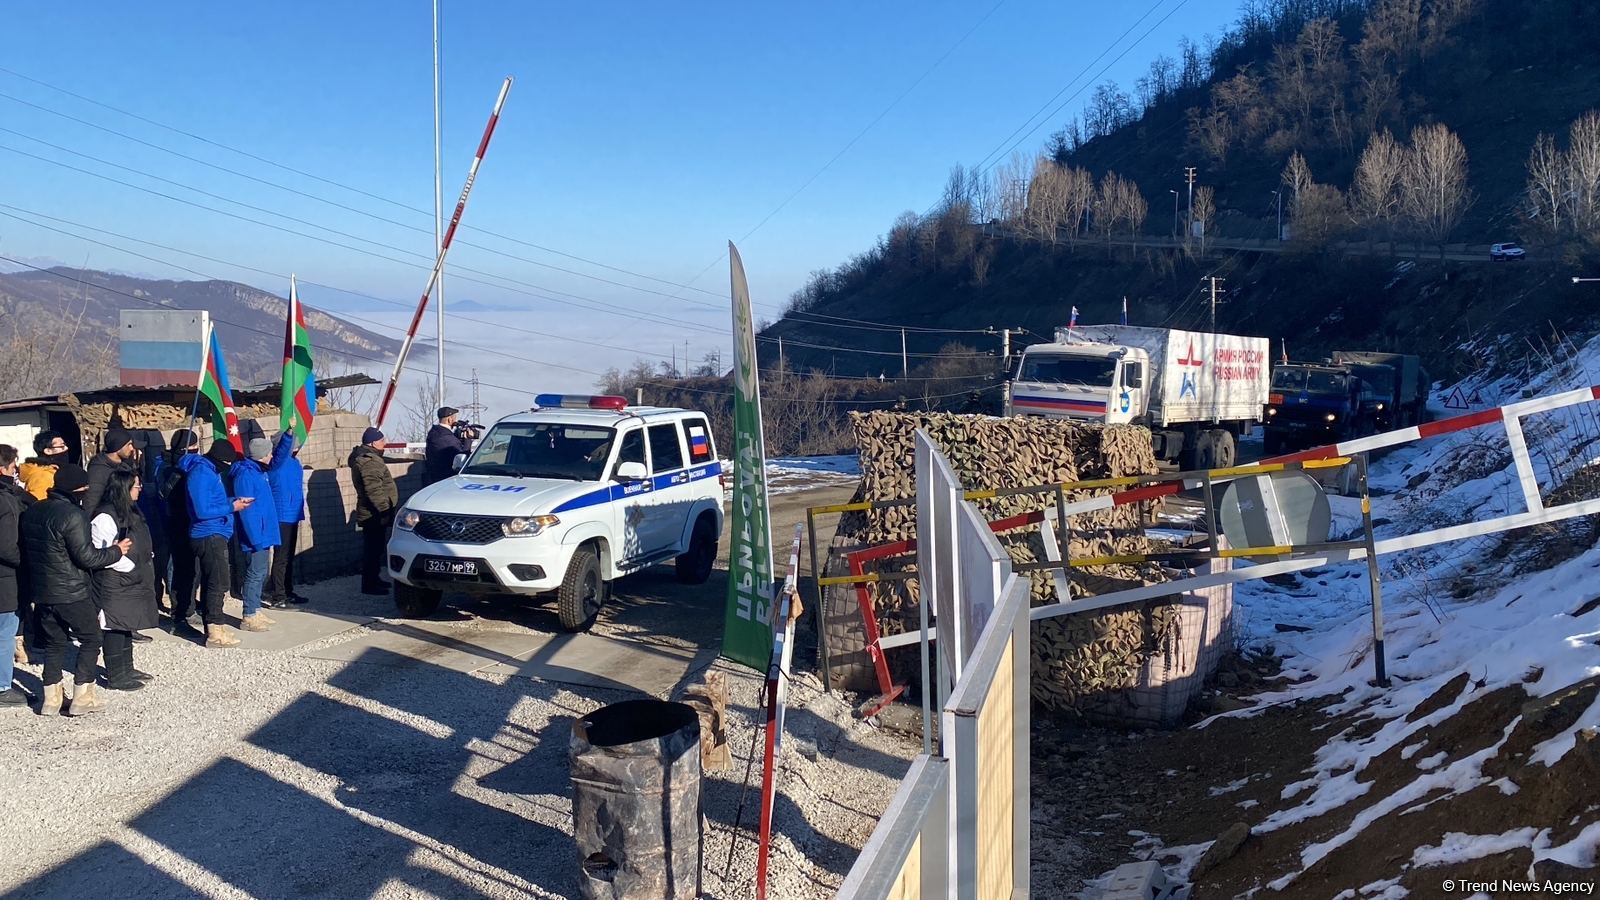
[423,406,475,486]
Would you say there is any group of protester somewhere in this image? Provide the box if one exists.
[0,405,470,716]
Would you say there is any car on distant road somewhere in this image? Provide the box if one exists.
[1490,242,1527,261]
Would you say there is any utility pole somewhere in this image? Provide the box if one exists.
[1205,275,1225,334]
[1184,167,1197,244]
[900,328,908,379]
[1169,189,1179,241]
[433,0,446,408]
[462,368,486,423]
[1274,190,1284,242]
[777,336,785,374]
[684,340,690,376]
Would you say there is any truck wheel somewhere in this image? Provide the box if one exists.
[1178,430,1202,471]
[1194,430,1219,469]
[675,515,717,585]
[393,582,443,619]
[1211,429,1237,468]
[558,547,607,633]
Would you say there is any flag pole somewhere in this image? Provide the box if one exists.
[188,318,212,439]
[433,0,447,412]
[376,75,512,430]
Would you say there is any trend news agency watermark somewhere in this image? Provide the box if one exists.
[1442,880,1595,895]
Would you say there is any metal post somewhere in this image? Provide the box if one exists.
[1275,190,1283,242]
[1054,483,1070,569]
[901,329,908,379]
[917,583,933,756]
[635,386,643,406]
[433,0,446,407]
[1185,166,1196,243]
[807,508,831,695]
[778,336,785,374]
[1358,454,1389,687]
[1201,469,1220,550]
[1169,189,1178,241]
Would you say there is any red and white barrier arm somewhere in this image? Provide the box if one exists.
[376,76,513,430]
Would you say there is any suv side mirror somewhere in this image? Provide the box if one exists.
[615,461,647,482]
[451,453,467,472]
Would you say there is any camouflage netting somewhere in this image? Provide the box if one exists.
[831,411,1191,716]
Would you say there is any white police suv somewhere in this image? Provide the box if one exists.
[387,394,725,631]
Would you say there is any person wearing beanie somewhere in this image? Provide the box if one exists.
[349,428,397,595]
[423,406,470,486]
[20,430,70,501]
[263,430,307,609]
[19,461,130,716]
[83,426,138,522]
[178,439,249,648]
[158,429,201,635]
[230,437,281,633]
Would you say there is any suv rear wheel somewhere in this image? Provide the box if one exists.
[394,582,443,618]
[558,546,607,633]
[675,515,717,585]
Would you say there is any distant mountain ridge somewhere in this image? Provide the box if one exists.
[0,267,403,391]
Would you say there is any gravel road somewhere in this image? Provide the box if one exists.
[0,479,914,899]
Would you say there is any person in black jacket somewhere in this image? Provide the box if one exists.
[161,429,201,636]
[0,444,33,708]
[83,427,137,514]
[90,469,157,691]
[423,406,471,485]
[20,464,130,716]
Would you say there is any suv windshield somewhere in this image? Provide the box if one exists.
[462,422,616,481]
[1019,354,1117,387]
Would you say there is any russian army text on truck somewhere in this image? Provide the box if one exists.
[387,394,726,632]
[1003,324,1271,469]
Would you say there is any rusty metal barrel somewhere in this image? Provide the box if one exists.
[570,699,702,899]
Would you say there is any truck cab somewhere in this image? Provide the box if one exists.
[1004,341,1150,425]
[1264,364,1371,453]
[387,394,725,632]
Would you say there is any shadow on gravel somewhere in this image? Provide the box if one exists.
[7,643,616,899]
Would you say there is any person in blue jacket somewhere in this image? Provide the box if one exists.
[231,438,281,634]
[263,431,307,609]
[179,440,249,648]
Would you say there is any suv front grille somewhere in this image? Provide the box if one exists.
[413,513,505,545]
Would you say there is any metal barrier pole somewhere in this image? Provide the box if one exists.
[1201,470,1220,549]
[1358,454,1390,688]
[807,508,831,694]
[1054,483,1070,568]
[917,589,933,756]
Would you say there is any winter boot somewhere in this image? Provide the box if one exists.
[205,624,240,648]
[38,682,64,716]
[240,613,272,633]
[103,637,147,692]
[254,609,277,625]
[13,635,26,665]
[64,681,105,716]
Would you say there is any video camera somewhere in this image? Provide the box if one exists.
[452,420,484,443]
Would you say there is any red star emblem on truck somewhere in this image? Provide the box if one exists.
[1177,341,1204,368]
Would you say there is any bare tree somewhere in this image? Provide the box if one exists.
[1061,165,1097,243]
[1525,132,1566,236]
[1565,111,1600,235]
[970,241,995,289]
[993,151,1032,225]
[693,350,724,378]
[1400,123,1474,257]
[1353,129,1405,252]
[1422,0,1481,56]
[399,379,442,443]
[1025,158,1071,244]
[1289,182,1351,251]
[1120,180,1148,239]
[1282,151,1313,207]
[1193,186,1217,254]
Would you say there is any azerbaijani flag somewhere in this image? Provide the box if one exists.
[198,323,244,454]
[279,275,317,444]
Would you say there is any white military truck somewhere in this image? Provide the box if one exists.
[1004,324,1271,469]
[387,394,725,631]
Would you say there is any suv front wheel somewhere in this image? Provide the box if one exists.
[394,582,443,618]
[558,546,607,632]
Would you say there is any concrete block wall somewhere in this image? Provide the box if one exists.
[295,460,423,584]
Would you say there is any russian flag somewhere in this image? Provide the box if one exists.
[689,426,710,458]
[1069,306,1079,330]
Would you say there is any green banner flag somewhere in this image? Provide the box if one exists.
[722,242,775,670]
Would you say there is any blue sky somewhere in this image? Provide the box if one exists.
[0,0,1235,400]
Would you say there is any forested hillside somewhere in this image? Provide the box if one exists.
[761,0,1600,380]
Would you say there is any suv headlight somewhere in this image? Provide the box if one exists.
[503,514,559,537]
[396,508,420,531]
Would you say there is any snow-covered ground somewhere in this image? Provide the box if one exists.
[762,455,860,496]
[1196,332,1600,891]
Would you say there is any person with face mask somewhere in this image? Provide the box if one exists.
[19,464,131,716]
[0,444,35,707]
[230,437,280,633]
[20,430,71,501]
